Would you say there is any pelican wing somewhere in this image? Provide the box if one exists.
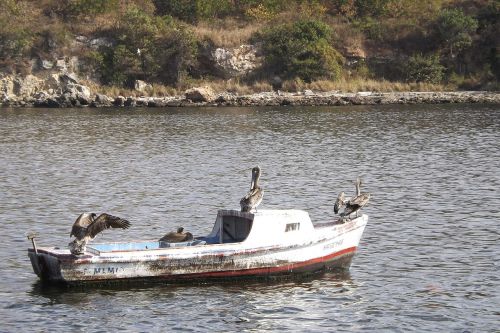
[70,213,94,238]
[333,192,346,214]
[87,213,131,238]
[349,193,371,207]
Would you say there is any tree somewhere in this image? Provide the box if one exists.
[404,54,444,84]
[436,8,478,58]
[259,19,344,82]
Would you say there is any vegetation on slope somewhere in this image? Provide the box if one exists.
[0,0,498,92]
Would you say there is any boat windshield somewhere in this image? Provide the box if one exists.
[221,214,253,243]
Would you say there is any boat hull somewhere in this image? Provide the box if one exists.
[28,214,368,285]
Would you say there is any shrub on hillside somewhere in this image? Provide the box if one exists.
[90,7,197,86]
[258,19,344,82]
[404,54,444,84]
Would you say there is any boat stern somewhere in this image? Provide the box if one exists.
[28,248,65,283]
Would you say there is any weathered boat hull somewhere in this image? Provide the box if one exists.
[28,212,368,285]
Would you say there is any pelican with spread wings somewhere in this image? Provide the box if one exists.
[68,213,131,255]
[334,178,370,219]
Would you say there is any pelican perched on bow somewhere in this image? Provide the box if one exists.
[334,178,370,218]
[240,166,264,212]
[69,213,131,255]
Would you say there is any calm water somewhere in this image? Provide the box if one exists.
[0,104,499,332]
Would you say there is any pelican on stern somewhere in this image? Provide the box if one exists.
[69,213,131,255]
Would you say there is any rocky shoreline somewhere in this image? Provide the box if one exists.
[2,90,499,108]
[1,74,499,108]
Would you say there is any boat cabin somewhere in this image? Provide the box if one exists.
[203,209,315,246]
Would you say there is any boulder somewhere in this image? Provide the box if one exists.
[89,37,114,49]
[134,80,152,92]
[40,59,54,70]
[114,96,125,106]
[124,97,136,107]
[185,86,216,103]
[65,83,90,97]
[92,93,112,107]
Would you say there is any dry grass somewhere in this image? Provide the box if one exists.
[83,77,452,98]
[193,19,263,48]
[281,78,450,93]
[196,79,272,94]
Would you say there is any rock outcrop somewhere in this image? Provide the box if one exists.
[185,86,216,103]
[211,44,261,78]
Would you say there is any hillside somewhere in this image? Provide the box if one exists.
[0,0,498,100]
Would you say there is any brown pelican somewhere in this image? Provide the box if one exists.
[159,227,193,243]
[69,213,131,255]
[240,166,264,213]
[334,178,370,218]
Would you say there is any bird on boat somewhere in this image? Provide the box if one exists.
[159,227,193,243]
[334,178,370,219]
[68,213,131,255]
[240,166,264,213]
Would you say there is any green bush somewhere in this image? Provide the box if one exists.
[259,19,344,82]
[404,54,445,83]
[91,7,197,86]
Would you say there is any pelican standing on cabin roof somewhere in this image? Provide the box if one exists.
[334,178,371,219]
[69,213,131,255]
[240,166,264,212]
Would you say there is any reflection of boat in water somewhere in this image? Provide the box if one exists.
[28,209,368,286]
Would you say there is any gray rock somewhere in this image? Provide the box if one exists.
[65,83,91,99]
[60,73,79,85]
[134,80,152,92]
[185,86,216,103]
[124,97,136,107]
[114,96,125,106]
[40,59,54,70]
[75,35,88,43]
[89,37,114,49]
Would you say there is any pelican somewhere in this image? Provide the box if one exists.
[334,191,348,214]
[69,213,131,255]
[159,227,193,243]
[240,166,264,213]
[334,178,370,218]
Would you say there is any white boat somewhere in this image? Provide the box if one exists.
[28,209,368,285]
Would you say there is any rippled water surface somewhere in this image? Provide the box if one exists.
[0,104,499,332]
